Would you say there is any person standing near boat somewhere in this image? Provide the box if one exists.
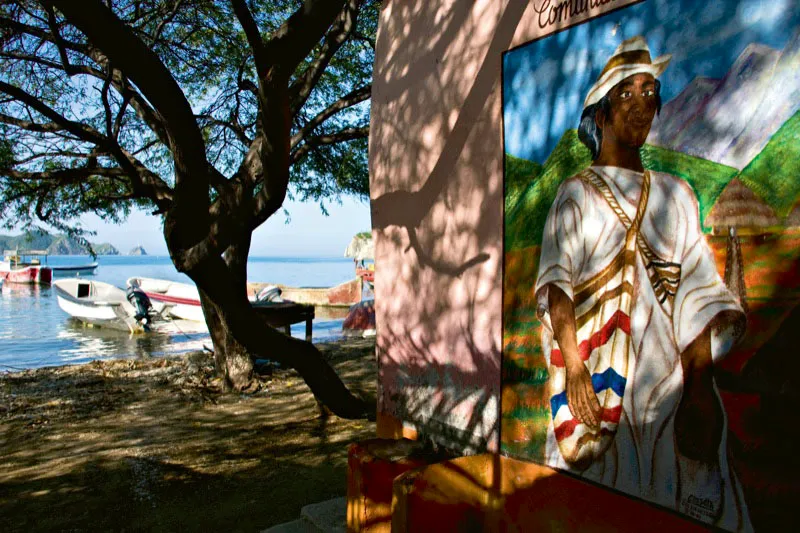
[534,36,752,531]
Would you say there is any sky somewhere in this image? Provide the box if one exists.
[503,0,800,163]
[81,195,372,257]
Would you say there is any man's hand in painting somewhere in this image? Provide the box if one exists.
[548,285,602,430]
[565,356,602,430]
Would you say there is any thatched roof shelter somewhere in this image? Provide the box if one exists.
[344,232,374,261]
[705,178,780,229]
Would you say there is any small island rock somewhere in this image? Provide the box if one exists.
[94,243,119,255]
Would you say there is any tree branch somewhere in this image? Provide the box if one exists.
[100,62,114,139]
[0,51,65,73]
[353,30,376,51]
[263,0,347,81]
[0,80,107,145]
[230,0,268,80]
[113,94,131,139]
[0,79,173,207]
[150,0,184,45]
[197,114,252,147]
[11,150,97,165]
[0,16,86,57]
[288,0,360,114]
[49,0,209,198]
[4,166,127,182]
[43,2,79,76]
[290,125,369,164]
[0,43,170,148]
[290,83,370,148]
[236,57,258,95]
[0,112,72,134]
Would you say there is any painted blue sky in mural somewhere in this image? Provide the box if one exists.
[503,0,800,163]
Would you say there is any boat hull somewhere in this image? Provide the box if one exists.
[0,265,52,284]
[127,277,205,322]
[51,264,98,276]
[248,278,362,307]
[56,295,121,321]
[54,279,145,333]
[155,299,205,322]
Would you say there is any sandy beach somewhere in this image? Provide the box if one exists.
[0,338,377,532]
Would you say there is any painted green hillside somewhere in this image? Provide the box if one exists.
[738,110,800,219]
[640,143,738,226]
[505,129,739,251]
[505,154,542,213]
[505,130,591,250]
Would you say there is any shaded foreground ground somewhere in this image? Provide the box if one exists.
[0,338,377,532]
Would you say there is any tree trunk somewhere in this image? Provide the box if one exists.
[199,232,258,391]
[188,248,372,419]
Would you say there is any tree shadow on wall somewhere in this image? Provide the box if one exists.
[378,291,502,452]
[369,0,535,451]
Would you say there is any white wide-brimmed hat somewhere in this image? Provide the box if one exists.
[583,36,671,108]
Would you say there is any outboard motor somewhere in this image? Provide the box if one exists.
[126,283,153,328]
[256,285,283,303]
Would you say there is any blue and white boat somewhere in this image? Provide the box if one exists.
[50,262,99,276]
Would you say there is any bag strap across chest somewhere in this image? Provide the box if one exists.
[578,168,680,311]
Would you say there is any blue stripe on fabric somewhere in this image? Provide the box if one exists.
[549,367,628,419]
[592,367,627,398]
[550,391,568,418]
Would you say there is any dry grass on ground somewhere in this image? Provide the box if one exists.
[0,338,377,532]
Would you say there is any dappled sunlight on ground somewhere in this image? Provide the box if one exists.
[0,339,376,532]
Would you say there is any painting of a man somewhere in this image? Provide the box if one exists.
[534,36,751,530]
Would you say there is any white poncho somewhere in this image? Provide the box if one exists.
[535,166,752,532]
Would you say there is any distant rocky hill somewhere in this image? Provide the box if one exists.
[93,243,119,255]
[0,231,119,255]
[128,245,147,256]
[649,29,800,169]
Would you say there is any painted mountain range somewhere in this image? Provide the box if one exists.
[649,30,800,170]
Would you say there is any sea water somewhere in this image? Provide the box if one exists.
[0,255,358,370]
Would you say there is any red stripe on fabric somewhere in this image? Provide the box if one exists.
[550,310,631,367]
[553,406,623,441]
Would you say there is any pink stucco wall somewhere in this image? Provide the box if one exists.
[370,0,640,451]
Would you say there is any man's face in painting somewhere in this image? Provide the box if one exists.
[596,73,658,150]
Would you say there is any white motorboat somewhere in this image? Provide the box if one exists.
[127,277,289,323]
[54,278,152,333]
[127,277,205,322]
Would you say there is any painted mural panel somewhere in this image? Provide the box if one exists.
[502,1,800,530]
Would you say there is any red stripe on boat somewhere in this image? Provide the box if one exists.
[144,291,201,307]
[550,310,631,367]
[553,406,623,441]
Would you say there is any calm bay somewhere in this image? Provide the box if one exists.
[0,255,358,370]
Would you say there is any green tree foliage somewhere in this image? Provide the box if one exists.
[0,0,380,418]
[0,0,377,231]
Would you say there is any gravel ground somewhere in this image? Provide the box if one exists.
[0,338,377,532]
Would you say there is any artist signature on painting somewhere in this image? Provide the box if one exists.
[532,0,621,29]
[684,494,719,521]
